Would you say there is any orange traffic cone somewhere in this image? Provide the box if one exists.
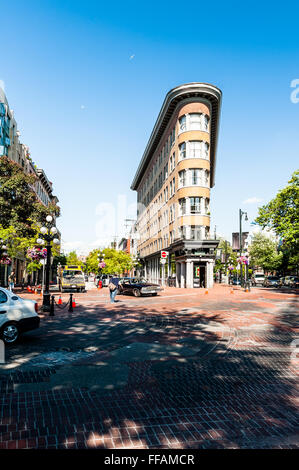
[58,296,62,305]
[39,290,42,297]
[205,289,209,295]
[230,289,234,294]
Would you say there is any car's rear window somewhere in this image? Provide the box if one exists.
[255,274,264,278]
[268,277,279,280]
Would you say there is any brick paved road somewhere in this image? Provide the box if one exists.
[0,285,298,449]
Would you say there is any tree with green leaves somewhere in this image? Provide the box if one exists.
[0,157,60,237]
[85,248,134,276]
[255,170,299,272]
[249,232,283,274]
[66,251,82,265]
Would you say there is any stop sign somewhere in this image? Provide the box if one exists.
[161,251,168,258]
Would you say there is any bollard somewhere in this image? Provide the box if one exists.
[49,295,55,316]
[68,293,73,312]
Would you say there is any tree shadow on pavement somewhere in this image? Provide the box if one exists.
[0,297,298,449]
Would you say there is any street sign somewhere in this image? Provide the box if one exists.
[160,258,167,264]
[161,251,168,258]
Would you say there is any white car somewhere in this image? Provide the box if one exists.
[0,288,40,344]
[252,273,265,286]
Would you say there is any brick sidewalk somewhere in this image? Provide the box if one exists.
[0,285,298,449]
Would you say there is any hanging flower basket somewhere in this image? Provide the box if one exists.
[237,256,249,265]
[98,261,106,269]
[228,265,234,271]
[0,257,12,265]
[27,247,47,260]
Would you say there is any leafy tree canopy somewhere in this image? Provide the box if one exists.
[85,248,134,275]
[249,232,282,273]
[66,251,82,266]
[255,170,299,256]
[0,157,60,237]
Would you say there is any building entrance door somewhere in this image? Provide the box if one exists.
[193,263,206,288]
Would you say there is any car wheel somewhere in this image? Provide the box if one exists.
[152,293,158,296]
[1,323,20,344]
[133,288,141,297]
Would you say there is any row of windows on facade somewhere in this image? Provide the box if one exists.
[138,112,210,200]
[138,198,210,241]
[141,125,176,194]
[179,113,210,133]
[139,225,211,255]
[137,140,210,207]
[178,169,209,188]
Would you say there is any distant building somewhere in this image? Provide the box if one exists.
[118,238,130,254]
[131,83,222,288]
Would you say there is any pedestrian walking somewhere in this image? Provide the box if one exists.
[8,271,16,292]
[108,274,120,303]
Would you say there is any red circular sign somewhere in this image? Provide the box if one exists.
[161,251,167,258]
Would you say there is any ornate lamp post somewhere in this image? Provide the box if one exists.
[36,215,60,312]
[239,209,248,287]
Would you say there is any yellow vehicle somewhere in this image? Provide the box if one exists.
[58,265,86,293]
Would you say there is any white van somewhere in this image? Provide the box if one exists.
[0,288,40,344]
[252,272,265,286]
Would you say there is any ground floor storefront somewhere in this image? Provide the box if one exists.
[141,238,219,289]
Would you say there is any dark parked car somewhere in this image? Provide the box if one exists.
[289,276,299,288]
[279,277,286,287]
[118,278,162,297]
[232,278,241,285]
[263,276,279,287]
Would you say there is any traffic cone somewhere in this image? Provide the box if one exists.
[72,298,76,308]
[39,290,42,297]
[230,289,234,294]
[205,289,209,295]
[58,295,62,305]
[27,286,31,293]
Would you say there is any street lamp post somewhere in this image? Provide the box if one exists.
[37,215,60,312]
[239,209,248,287]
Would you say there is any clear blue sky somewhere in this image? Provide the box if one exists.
[1,0,298,253]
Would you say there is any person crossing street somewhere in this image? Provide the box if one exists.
[108,274,120,303]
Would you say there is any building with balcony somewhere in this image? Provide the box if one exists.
[131,83,222,288]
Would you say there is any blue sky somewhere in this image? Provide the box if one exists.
[1,0,298,253]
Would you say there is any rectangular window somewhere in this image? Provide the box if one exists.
[190,197,201,214]
[179,142,186,159]
[179,199,186,215]
[190,169,200,185]
[190,225,202,240]
[179,116,186,132]
[189,141,201,158]
[179,170,186,187]
[189,113,202,130]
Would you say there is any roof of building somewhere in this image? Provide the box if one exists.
[131,82,222,191]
